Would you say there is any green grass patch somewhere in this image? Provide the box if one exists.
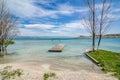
[89,50,120,79]
[43,72,56,80]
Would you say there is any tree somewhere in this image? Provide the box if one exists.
[82,0,96,51]
[0,0,18,55]
[83,0,112,51]
[97,0,112,49]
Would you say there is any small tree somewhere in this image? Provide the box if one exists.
[0,0,18,55]
[83,0,112,51]
[82,0,96,51]
[97,0,112,49]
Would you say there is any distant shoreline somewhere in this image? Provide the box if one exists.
[76,34,120,38]
[13,34,120,40]
[13,37,120,40]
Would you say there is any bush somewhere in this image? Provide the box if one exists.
[0,66,23,80]
[43,72,56,80]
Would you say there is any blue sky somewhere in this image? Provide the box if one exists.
[6,0,120,37]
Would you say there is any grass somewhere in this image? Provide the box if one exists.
[43,72,56,80]
[89,50,120,79]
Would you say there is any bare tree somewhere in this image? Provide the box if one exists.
[97,0,112,49]
[82,0,96,51]
[0,0,18,55]
[83,0,112,51]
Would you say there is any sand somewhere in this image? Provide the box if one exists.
[0,59,118,80]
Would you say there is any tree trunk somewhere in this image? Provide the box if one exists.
[5,46,8,55]
[92,0,95,52]
[92,32,95,51]
[97,34,102,50]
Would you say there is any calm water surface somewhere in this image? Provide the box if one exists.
[0,38,120,69]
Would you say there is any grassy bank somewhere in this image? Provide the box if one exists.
[89,50,120,79]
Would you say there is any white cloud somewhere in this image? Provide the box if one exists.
[56,3,88,16]
[57,4,75,15]
[7,0,37,18]
[54,20,85,33]
[7,0,57,18]
[19,28,40,36]
[24,24,55,30]
[20,20,85,36]
[63,20,84,29]
[7,0,87,19]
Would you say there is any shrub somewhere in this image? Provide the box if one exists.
[43,72,56,80]
[0,66,23,80]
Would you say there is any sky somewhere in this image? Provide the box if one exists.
[6,0,120,37]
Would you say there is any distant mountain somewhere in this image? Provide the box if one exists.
[76,34,120,38]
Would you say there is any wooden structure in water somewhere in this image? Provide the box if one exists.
[48,44,64,52]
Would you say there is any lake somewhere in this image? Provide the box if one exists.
[0,38,120,70]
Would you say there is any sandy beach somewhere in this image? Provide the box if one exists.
[0,59,117,80]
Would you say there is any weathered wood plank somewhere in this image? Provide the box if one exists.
[48,44,64,52]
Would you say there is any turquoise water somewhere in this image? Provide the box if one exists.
[0,38,120,68]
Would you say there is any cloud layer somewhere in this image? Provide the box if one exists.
[7,0,87,19]
[6,0,120,36]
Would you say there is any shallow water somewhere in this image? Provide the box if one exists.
[0,38,120,70]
